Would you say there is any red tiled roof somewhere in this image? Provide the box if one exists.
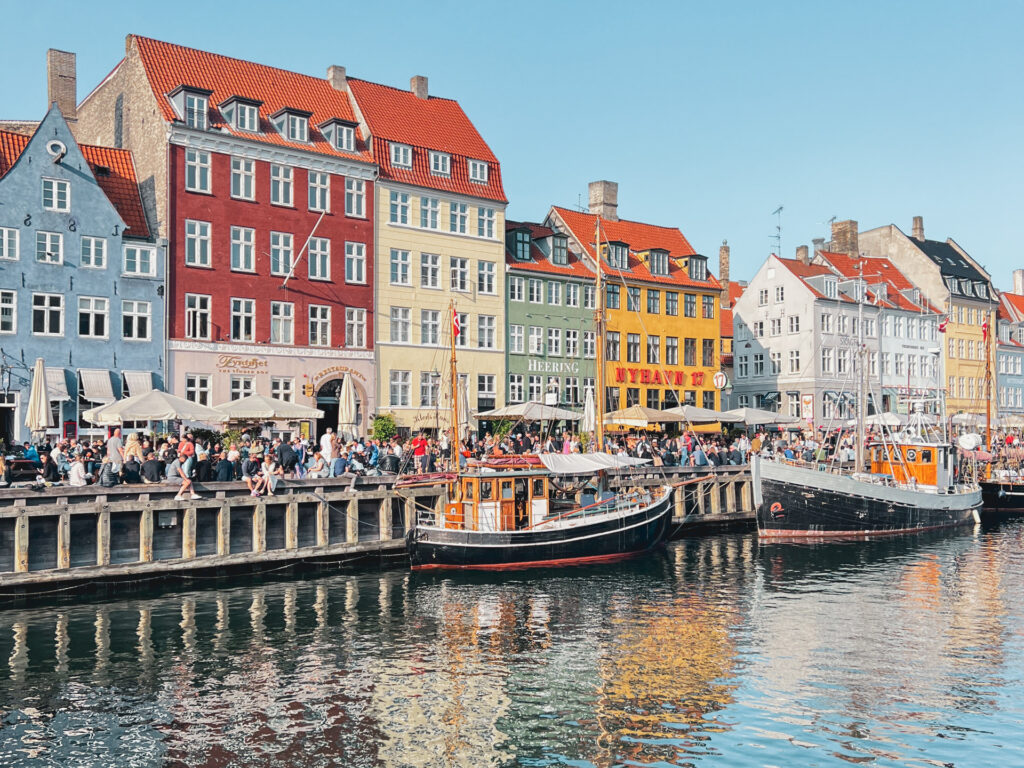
[551,206,720,290]
[720,306,733,338]
[505,220,594,279]
[775,257,853,302]
[1001,292,1024,322]
[719,282,743,337]
[132,36,372,164]
[0,128,149,238]
[817,251,940,313]
[348,78,505,202]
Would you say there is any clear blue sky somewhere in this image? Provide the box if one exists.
[3,0,1021,288]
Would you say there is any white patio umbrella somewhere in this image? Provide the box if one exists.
[337,374,358,440]
[664,404,732,423]
[951,412,981,427]
[720,407,801,426]
[82,389,226,426]
[214,393,323,421]
[844,412,907,428]
[475,401,582,421]
[580,387,596,433]
[24,358,52,436]
[604,404,687,428]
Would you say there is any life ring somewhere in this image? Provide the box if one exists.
[770,502,783,514]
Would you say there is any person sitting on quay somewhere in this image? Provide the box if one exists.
[164,450,200,501]
[331,450,349,477]
[141,452,163,484]
[98,455,120,488]
[260,453,283,496]
[243,450,263,496]
[214,451,234,482]
[37,452,61,484]
[21,442,41,467]
[122,454,143,484]
[67,454,89,487]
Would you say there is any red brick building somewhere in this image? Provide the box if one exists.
[77,36,378,435]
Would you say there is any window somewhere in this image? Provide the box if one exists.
[775,285,785,303]
[789,350,800,373]
[529,326,544,355]
[80,237,106,268]
[583,331,596,359]
[509,374,524,402]
[308,171,330,211]
[390,191,409,224]
[236,103,258,133]
[390,249,410,285]
[821,313,833,333]
[477,207,495,238]
[547,327,562,356]
[478,261,495,294]
[788,315,800,333]
[468,159,488,183]
[420,372,440,407]
[702,295,715,319]
[684,293,697,317]
[864,318,876,337]
[666,291,678,316]
[564,377,580,405]
[753,321,764,337]
[666,336,679,365]
[647,389,661,409]
[528,375,542,402]
[309,305,331,346]
[647,335,661,365]
[345,308,366,348]
[478,316,496,349]
[565,329,579,358]
[124,245,155,276]
[566,283,580,307]
[553,236,568,265]
[230,375,253,401]
[334,124,355,152]
[823,278,837,299]
[513,230,531,261]
[894,353,904,376]
[838,315,849,334]
[184,294,210,340]
[117,299,150,341]
[752,353,764,376]
[455,312,470,348]
[270,377,294,403]
[607,243,628,270]
[270,232,293,276]
[737,357,749,378]
[185,219,211,267]
[430,151,450,176]
[389,307,410,343]
[231,157,255,199]
[0,228,17,260]
[703,339,715,367]
[231,227,255,272]
[287,114,308,142]
[185,374,210,405]
[343,242,364,283]
[529,279,543,304]
[420,197,440,229]
[626,286,640,311]
[230,298,255,342]
[684,338,697,367]
[345,178,365,217]
[77,296,108,338]
[510,324,524,353]
[688,256,708,281]
[770,318,782,337]
[821,347,834,374]
[606,283,620,309]
[627,388,641,407]
[758,289,769,306]
[390,143,412,168]
[450,202,469,233]
[185,149,211,193]
[42,178,70,212]
[548,282,562,306]
[184,93,207,129]
[647,290,661,314]
[420,253,440,288]
[307,237,331,280]
[770,352,781,374]
[450,257,469,291]
[627,333,641,363]
[35,231,62,264]
[390,371,411,406]
[270,301,294,344]
[649,250,669,276]
[270,164,293,206]
[584,285,596,309]
[421,310,440,345]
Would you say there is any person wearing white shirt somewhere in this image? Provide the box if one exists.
[320,428,335,464]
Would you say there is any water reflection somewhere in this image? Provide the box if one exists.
[0,524,1021,766]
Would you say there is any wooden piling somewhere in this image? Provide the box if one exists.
[182,507,197,559]
[97,510,110,566]
[253,503,266,553]
[13,514,28,573]
[379,499,391,542]
[346,497,359,543]
[57,512,70,569]
[710,482,722,515]
[139,508,154,563]
[285,502,298,550]
[217,503,230,556]
[316,499,329,546]
[726,480,737,513]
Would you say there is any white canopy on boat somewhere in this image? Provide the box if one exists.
[476,401,582,421]
[537,453,650,475]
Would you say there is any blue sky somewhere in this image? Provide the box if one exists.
[3,0,1021,287]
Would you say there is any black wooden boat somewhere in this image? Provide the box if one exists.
[980,479,1024,518]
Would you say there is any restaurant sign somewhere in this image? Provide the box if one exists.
[613,367,705,386]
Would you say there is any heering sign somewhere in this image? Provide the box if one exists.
[527,359,579,374]
[216,355,269,374]
[614,367,704,386]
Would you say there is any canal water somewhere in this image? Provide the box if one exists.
[0,522,1022,767]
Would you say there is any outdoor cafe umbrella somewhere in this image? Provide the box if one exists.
[213,393,323,421]
[337,374,358,440]
[580,387,596,433]
[475,401,582,421]
[664,404,732,423]
[25,357,52,435]
[719,406,802,426]
[603,404,687,428]
[82,389,226,426]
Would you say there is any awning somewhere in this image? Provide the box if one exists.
[123,370,153,398]
[762,391,780,403]
[823,390,840,401]
[45,368,70,401]
[78,369,115,404]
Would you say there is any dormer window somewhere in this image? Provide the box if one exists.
[649,249,670,276]
[687,255,707,281]
[824,277,838,299]
[270,107,313,143]
[468,159,488,184]
[606,242,629,270]
[514,230,531,261]
[974,281,987,298]
[317,118,357,153]
[219,96,263,133]
[430,151,450,176]
[287,114,308,142]
[390,142,412,168]
[169,86,213,131]
[552,235,568,266]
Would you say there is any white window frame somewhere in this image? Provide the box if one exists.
[335,125,355,152]
[0,227,18,261]
[231,226,255,272]
[122,299,150,341]
[80,236,106,269]
[547,281,562,306]
[184,93,207,130]
[230,297,256,342]
[184,219,211,267]
[390,142,412,168]
[420,196,440,229]
[32,293,63,336]
[477,261,495,294]
[123,245,156,277]
[477,207,495,238]
[345,178,365,217]
[509,374,524,402]
[529,326,544,355]
[565,329,579,357]
[308,237,331,281]
[390,307,410,343]
[230,375,254,401]
[345,308,366,348]
[390,191,410,224]
[230,157,255,200]
[184,293,211,340]
[270,164,294,206]
[510,324,524,353]
[0,290,16,334]
[185,148,211,193]
[271,377,295,403]
[308,171,330,212]
[528,279,543,304]
[390,371,411,406]
[450,202,468,234]
[309,304,331,346]
[286,113,308,142]
[478,315,496,349]
[344,242,365,284]
[450,257,469,292]
[77,296,109,339]
[236,103,259,133]
[269,231,294,277]
[185,374,211,405]
[468,159,488,184]
[566,283,580,307]
[270,301,295,345]
[420,252,440,289]
[547,327,562,357]
[35,231,63,264]
[42,178,70,212]
[391,249,411,286]
[509,276,524,302]
[421,310,440,345]
[430,151,450,176]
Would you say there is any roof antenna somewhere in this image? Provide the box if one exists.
[576,193,584,212]
[771,205,783,256]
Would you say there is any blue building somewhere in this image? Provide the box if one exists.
[0,106,163,446]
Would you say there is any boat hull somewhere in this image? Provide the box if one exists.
[407,488,674,570]
[753,457,980,538]
[980,481,1024,518]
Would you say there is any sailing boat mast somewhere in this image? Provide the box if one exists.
[449,302,460,470]
[594,216,606,452]
[855,259,866,473]
[985,304,992,451]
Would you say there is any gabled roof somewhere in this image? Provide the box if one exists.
[551,206,719,290]
[999,292,1024,323]
[347,78,505,202]
[816,251,940,313]
[131,36,372,164]
[912,237,987,282]
[505,220,593,279]
[0,128,149,238]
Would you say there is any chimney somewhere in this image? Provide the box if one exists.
[719,241,731,307]
[812,237,825,255]
[588,180,619,222]
[46,49,77,122]
[327,65,348,92]
[831,219,859,257]
[912,215,925,241]
[1014,269,1024,295]
[796,245,809,265]
[410,75,428,100]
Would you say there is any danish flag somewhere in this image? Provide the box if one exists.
[452,308,461,337]
[983,318,988,341]
[938,316,949,334]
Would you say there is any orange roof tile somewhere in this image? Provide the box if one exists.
[720,306,733,338]
[505,221,594,279]
[132,36,372,164]
[348,78,505,202]
[551,206,720,290]
[1001,292,1024,322]
[817,251,940,313]
[0,128,149,238]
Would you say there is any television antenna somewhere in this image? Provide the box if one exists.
[771,205,783,256]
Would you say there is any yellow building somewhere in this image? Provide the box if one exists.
[548,184,722,415]
[347,77,507,433]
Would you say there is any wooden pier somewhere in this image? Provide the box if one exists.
[0,466,754,601]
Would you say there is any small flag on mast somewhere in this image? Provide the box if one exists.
[452,308,461,337]
[938,316,949,334]
[983,318,988,341]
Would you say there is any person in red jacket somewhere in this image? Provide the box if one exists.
[411,432,429,473]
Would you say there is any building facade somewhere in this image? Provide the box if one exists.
[504,221,596,410]
[996,281,1024,416]
[0,104,159,446]
[345,76,507,434]
[76,36,378,437]
[548,182,722,415]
